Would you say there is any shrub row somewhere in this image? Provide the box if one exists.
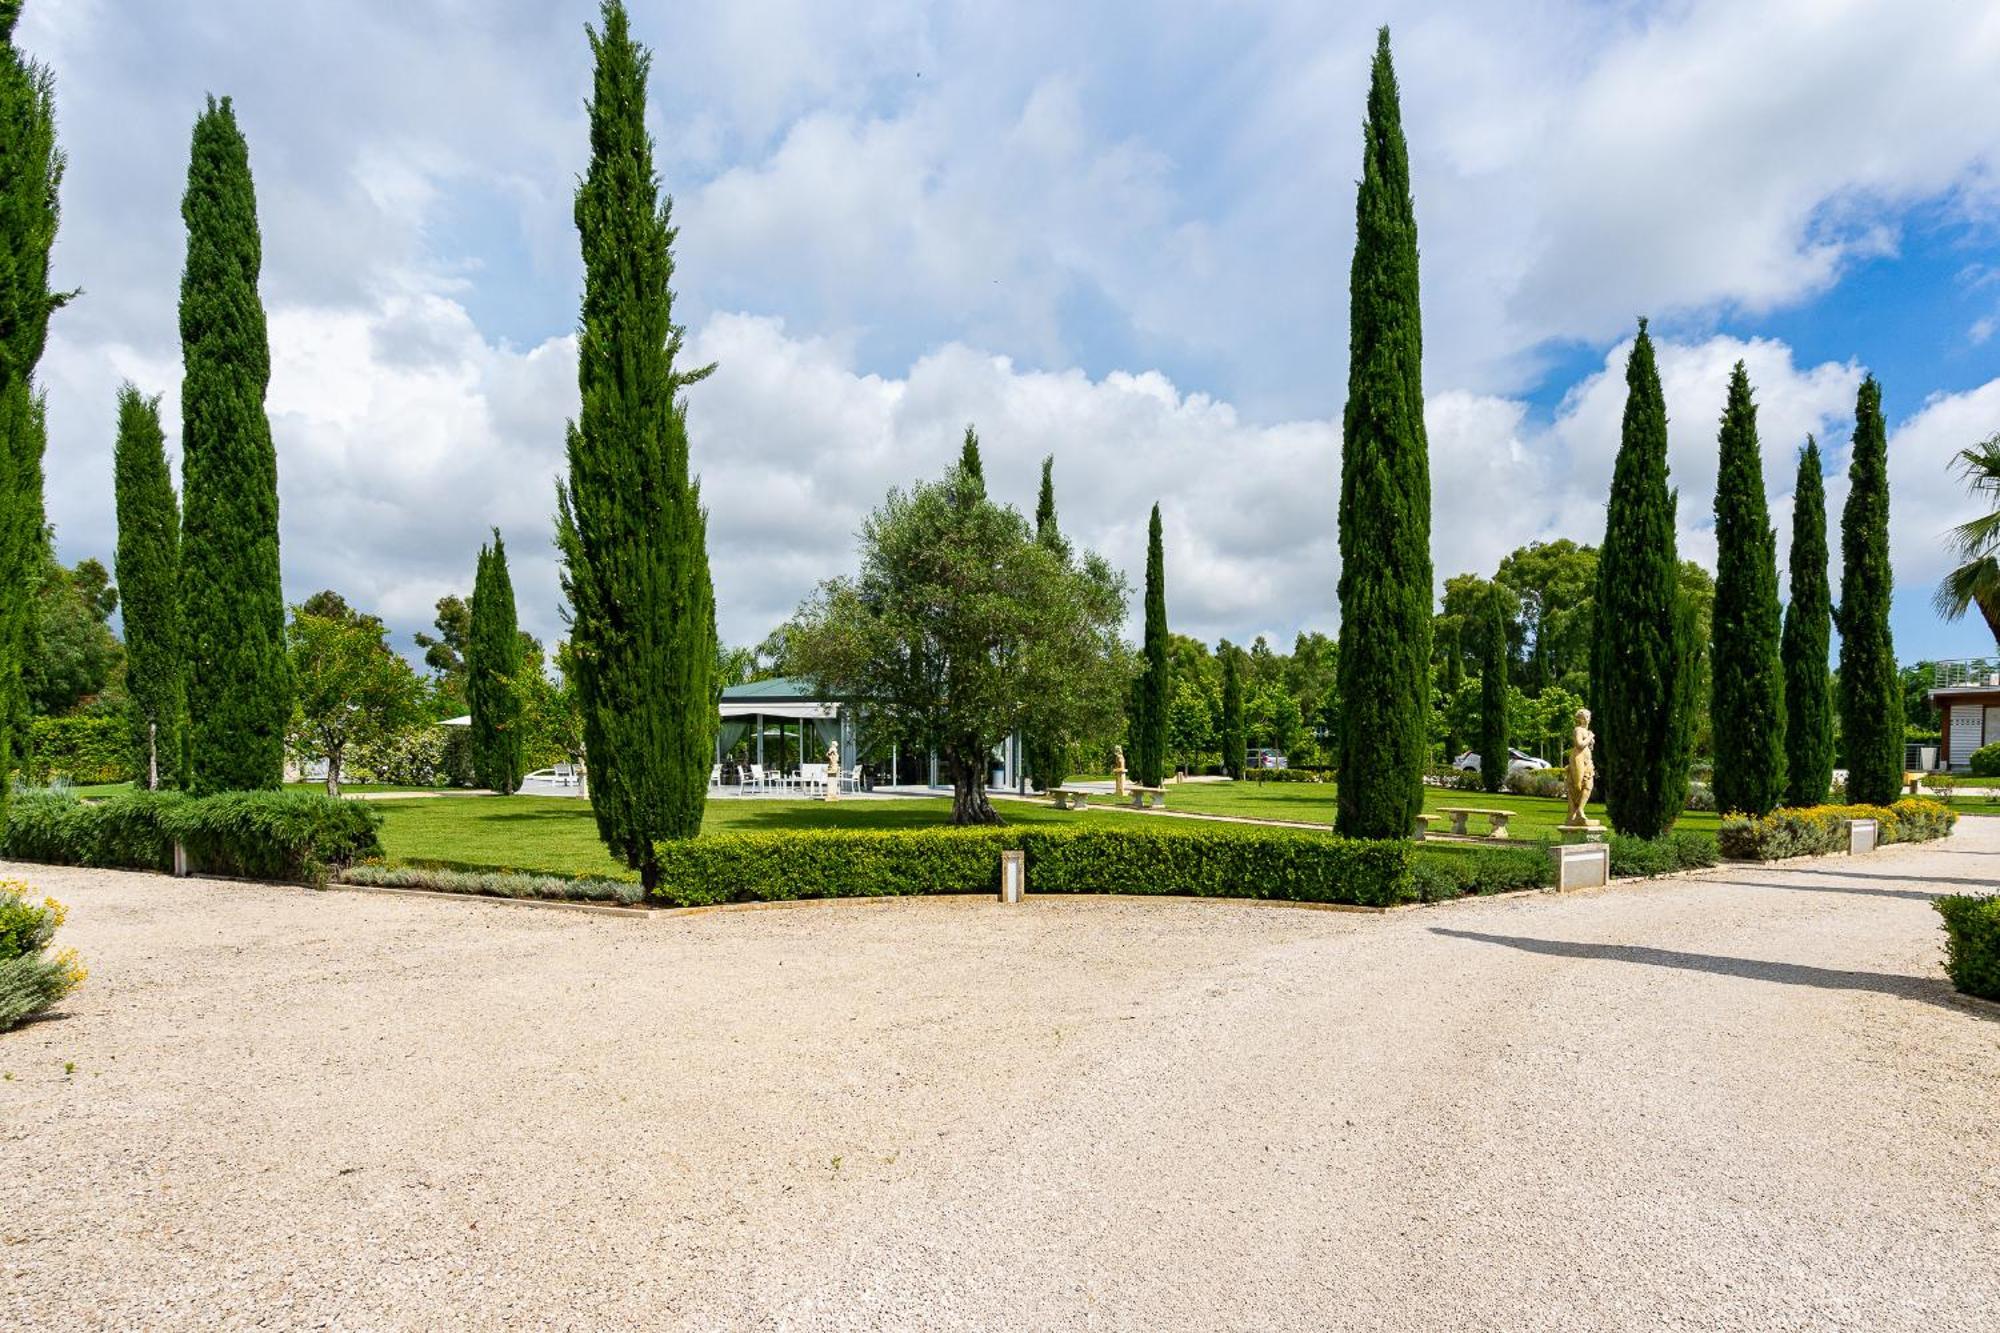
[1409,847,1552,901]
[1935,894,2000,1002]
[651,825,1415,909]
[1240,767,1335,784]
[1608,830,1719,877]
[2,789,383,886]
[340,863,641,904]
[1717,798,1956,860]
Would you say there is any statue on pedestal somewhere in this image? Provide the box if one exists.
[1562,707,1600,832]
[825,740,841,802]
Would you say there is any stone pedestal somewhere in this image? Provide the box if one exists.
[999,850,1025,903]
[1550,841,1610,891]
[1557,820,1607,845]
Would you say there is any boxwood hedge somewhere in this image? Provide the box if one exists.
[3,789,383,887]
[651,824,1416,909]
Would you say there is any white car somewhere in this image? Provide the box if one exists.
[1451,748,1550,774]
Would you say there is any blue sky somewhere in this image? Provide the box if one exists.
[18,0,2000,664]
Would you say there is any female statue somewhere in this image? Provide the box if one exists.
[1564,707,1596,826]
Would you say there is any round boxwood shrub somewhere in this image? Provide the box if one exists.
[1969,742,2000,777]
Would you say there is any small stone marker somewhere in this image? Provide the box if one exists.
[172,842,191,878]
[1848,817,1879,855]
[1549,841,1609,892]
[999,850,1025,903]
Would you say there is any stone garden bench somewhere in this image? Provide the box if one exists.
[1049,787,1096,811]
[1436,806,1513,839]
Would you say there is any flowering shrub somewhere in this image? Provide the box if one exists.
[1503,768,1564,799]
[0,882,86,1030]
[1717,798,1956,860]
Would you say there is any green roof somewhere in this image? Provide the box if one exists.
[719,675,827,702]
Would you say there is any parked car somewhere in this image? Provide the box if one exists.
[1247,748,1288,770]
[1451,748,1551,774]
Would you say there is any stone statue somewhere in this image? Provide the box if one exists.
[1564,707,1597,827]
[1112,744,1128,797]
[825,740,841,802]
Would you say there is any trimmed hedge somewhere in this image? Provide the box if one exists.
[1609,830,1720,877]
[2,789,383,886]
[1935,894,2000,1001]
[651,825,1415,909]
[23,715,135,786]
[1409,847,1552,901]
[1718,798,1957,860]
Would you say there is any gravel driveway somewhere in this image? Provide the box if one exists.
[4,824,1997,1331]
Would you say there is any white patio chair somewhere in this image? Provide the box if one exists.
[798,763,829,796]
[709,764,723,791]
[745,763,771,793]
[841,765,864,793]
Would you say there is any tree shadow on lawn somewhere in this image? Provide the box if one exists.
[1428,927,1989,1019]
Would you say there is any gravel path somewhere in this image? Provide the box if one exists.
[3,825,1997,1331]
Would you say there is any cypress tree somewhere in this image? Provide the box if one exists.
[1133,502,1169,786]
[1024,455,1070,790]
[1034,455,1063,555]
[113,386,184,789]
[556,1,717,884]
[1837,376,1902,806]
[0,4,68,812]
[1592,320,1694,838]
[1336,28,1432,839]
[1219,642,1246,779]
[179,96,289,793]
[468,529,525,795]
[1441,625,1464,761]
[1782,437,1835,806]
[1710,362,1787,815]
[957,424,985,499]
[1478,593,1509,793]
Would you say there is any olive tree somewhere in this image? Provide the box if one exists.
[785,456,1128,824]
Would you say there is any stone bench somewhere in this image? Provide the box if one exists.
[1127,784,1168,810]
[1413,814,1434,840]
[1049,787,1096,811]
[1436,806,1512,839]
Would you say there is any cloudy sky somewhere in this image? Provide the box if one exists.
[18,0,2000,665]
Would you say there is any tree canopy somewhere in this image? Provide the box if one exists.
[785,453,1128,824]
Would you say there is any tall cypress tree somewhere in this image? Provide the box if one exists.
[113,386,184,789]
[1837,376,1902,805]
[1336,27,1432,839]
[1219,642,1246,779]
[1133,502,1169,786]
[1478,592,1509,794]
[556,1,717,884]
[0,4,68,812]
[179,96,289,793]
[1024,455,1070,790]
[468,529,525,795]
[1710,362,1787,815]
[1782,437,1835,806]
[1592,320,1693,838]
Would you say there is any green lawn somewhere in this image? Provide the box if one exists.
[370,781,1728,883]
[1121,780,1723,840]
[372,795,1092,880]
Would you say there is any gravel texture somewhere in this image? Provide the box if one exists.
[3,825,1997,1331]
